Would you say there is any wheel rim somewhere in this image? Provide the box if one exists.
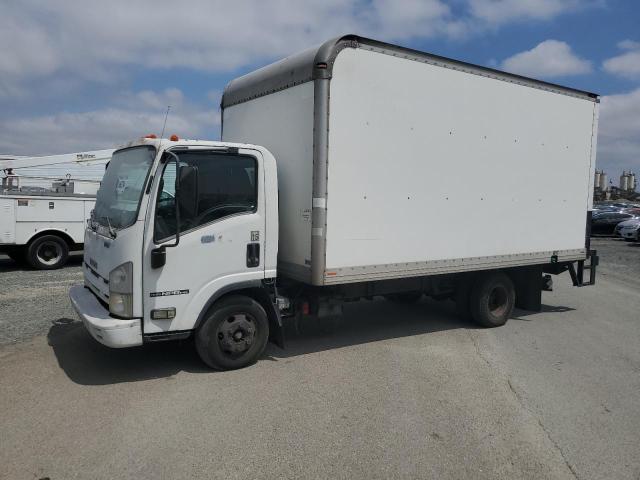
[36,241,62,266]
[488,285,508,317]
[216,313,257,358]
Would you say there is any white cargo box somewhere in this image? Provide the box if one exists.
[222,35,598,286]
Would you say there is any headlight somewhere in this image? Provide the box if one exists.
[109,262,133,318]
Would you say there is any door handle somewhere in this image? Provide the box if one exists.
[246,243,260,267]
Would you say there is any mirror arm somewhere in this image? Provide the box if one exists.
[151,151,181,269]
[163,150,181,248]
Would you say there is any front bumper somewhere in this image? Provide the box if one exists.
[621,229,639,241]
[69,285,142,348]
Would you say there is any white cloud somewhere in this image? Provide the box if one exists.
[598,88,640,175]
[0,0,613,161]
[366,0,466,38]
[0,0,457,95]
[603,40,640,79]
[0,88,219,155]
[0,0,605,100]
[618,40,640,50]
[500,40,592,78]
[467,0,595,26]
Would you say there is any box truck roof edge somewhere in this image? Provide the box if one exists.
[220,34,599,110]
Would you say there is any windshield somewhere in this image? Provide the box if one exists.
[94,145,155,230]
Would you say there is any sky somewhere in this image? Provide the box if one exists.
[0,0,639,179]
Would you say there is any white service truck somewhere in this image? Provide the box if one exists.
[0,149,113,269]
[70,35,599,370]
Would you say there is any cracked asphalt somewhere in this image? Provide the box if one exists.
[0,241,639,479]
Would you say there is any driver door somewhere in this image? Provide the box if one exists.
[142,148,266,334]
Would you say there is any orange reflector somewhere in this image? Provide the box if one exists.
[326,271,337,276]
[144,134,157,139]
[169,134,179,141]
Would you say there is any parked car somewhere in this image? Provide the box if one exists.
[614,218,640,236]
[594,206,623,214]
[595,202,631,210]
[591,211,636,235]
[619,219,640,242]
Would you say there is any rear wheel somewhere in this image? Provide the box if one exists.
[469,271,515,327]
[26,235,69,270]
[195,295,269,370]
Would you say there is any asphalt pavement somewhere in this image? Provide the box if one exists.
[0,242,638,479]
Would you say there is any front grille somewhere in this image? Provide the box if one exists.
[84,263,109,305]
[84,262,108,285]
[86,279,109,300]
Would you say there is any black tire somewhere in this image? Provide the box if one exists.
[27,235,69,270]
[384,292,423,303]
[195,295,269,370]
[469,271,515,328]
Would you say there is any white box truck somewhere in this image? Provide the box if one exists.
[70,35,599,370]
[1,149,113,269]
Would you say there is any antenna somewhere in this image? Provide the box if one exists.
[160,105,171,139]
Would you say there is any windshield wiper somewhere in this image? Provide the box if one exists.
[102,216,117,238]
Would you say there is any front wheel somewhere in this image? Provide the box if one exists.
[195,295,269,370]
[26,235,69,270]
[469,271,515,328]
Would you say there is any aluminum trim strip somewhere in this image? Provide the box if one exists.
[312,197,326,209]
[323,249,586,285]
[310,78,330,286]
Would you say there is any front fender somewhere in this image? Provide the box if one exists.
[192,280,285,349]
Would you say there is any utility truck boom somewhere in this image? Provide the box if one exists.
[0,149,113,171]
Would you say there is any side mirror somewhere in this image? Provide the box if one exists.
[151,246,166,269]
[178,165,198,219]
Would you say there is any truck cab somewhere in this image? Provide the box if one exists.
[70,137,281,370]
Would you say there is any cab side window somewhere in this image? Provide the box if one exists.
[154,152,257,242]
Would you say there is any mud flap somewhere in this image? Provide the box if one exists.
[508,265,543,312]
[267,305,286,349]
